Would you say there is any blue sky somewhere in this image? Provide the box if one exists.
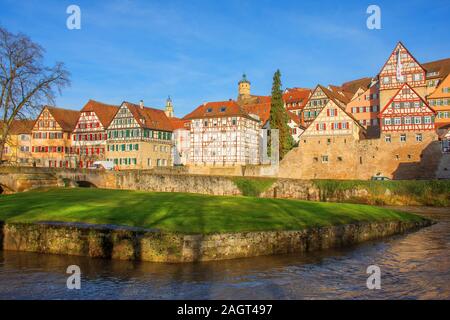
[1,0,449,117]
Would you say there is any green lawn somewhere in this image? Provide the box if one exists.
[0,188,426,234]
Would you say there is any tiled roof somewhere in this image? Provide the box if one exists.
[81,100,119,128]
[340,77,372,93]
[241,100,271,125]
[169,117,191,130]
[45,106,81,132]
[319,85,351,105]
[423,58,450,79]
[287,111,302,126]
[183,100,256,121]
[283,88,311,107]
[124,102,174,132]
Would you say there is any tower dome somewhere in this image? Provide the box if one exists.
[238,73,251,98]
[165,95,174,118]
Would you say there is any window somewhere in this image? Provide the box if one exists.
[383,77,390,84]
[414,117,422,124]
[424,116,432,124]
[400,134,406,142]
[404,117,411,124]
[416,133,423,142]
[394,118,401,125]
[385,135,391,143]
[321,155,329,163]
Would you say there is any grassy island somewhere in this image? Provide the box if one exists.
[0,188,428,234]
[0,188,427,234]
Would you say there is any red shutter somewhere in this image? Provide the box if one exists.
[338,123,342,129]
[327,109,330,116]
[316,123,319,130]
[335,109,338,116]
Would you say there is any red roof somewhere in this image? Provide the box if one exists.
[124,102,174,132]
[40,106,81,132]
[287,111,302,126]
[81,100,119,128]
[241,99,271,124]
[283,88,311,108]
[184,100,256,120]
[169,117,190,130]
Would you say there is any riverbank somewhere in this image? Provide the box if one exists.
[0,188,433,262]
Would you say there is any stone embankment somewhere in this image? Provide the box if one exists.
[0,219,432,263]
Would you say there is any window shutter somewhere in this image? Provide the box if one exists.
[316,123,319,130]
[327,109,330,116]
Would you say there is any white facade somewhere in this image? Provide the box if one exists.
[190,115,260,166]
[172,127,190,165]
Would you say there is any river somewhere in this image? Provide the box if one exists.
[0,207,448,299]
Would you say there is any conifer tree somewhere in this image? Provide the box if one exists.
[269,70,293,159]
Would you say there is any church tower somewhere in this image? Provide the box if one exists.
[238,74,251,99]
[165,96,174,118]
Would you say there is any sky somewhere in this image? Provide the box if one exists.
[0,0,449,117]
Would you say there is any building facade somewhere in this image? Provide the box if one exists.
[185,100,260,166]
[170,117,191,165]
[1,120,34,165]
[30,106,80,168]
[428,74,450,129]
[379,42,427,111]
[301,85,349,127]
[283,88,311,118]
[346,80,380,136]
[71,100,119,168]
[106,101,173,169]
[380,83,435,134]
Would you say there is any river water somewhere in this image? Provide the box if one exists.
[0,207,448,300]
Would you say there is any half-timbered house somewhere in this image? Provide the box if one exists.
[379,42,427,110]
[106,101,173,169]
[379,83,436,138]
[71,100,119,168]
[301,85,349,127]
[184,100,260,166]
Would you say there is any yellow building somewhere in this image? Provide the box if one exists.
[428,74,450,129]
[1,120,35,165]
[106,101,174,169]
[31,106,80,168]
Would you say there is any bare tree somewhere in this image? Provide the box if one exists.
[0,26,70,161]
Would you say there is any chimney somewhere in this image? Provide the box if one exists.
[139,100,144,109]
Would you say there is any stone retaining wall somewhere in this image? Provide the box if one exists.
[0,219,432,263]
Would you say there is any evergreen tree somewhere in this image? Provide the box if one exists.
[269,70,293,159]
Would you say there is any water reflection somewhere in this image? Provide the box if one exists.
[0,207,448,299]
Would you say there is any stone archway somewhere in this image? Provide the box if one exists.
[76,181,97,188]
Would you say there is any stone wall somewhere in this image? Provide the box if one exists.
[0,220,432,262]
[279,131,449,180]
